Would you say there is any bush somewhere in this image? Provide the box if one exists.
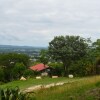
[23,69,35,78]
[48,62,63,76]
[12,62,26,79]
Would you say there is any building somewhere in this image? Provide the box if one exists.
[30,63,53,76]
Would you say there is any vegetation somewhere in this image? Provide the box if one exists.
[48,36,89,76]
[0,34,100,100]
[0,87,34,100]
[38,49,49,66]
[0,35,100,88]
[0,77,73,89]
[13,63,26,79]
[35,76,100,100]
[0,76,100,100]
[0,53,30,82]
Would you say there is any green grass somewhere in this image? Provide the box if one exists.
[34,76,100,100]
[1,76,100,100]
[0,77,78,90]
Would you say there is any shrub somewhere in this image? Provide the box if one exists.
[12,62,26,79]
[23,69,35,78]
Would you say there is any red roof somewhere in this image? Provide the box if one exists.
[30,63,49,71]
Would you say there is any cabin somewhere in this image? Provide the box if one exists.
[29,63,53,76]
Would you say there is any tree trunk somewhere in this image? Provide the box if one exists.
[63,63,69,77]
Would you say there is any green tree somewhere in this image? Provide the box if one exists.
[93,39,100,49]
[23,69,34,78]
[0,53,30,68]
[13,62,26,79]
[0,53,30,81]
[88,39,100,74]
[0,67,4,81]
[39,49,49,66]
[48,35,89,76]
[69,57,94,77]
[48,62,63,76]
[95,57,100,74]
[92,39,100,57]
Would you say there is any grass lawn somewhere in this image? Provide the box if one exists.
[0,77,79,90]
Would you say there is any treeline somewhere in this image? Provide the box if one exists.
[0,53,34,83]
[0,35,100,83]
[39,35,100,76]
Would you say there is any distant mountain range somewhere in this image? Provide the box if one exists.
[0,45,47,57]
[0,45,47,49]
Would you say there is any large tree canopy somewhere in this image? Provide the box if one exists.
[0,53,30,68]
[92,39,100,57]
[48,35,89,76]
[0,53,30,81]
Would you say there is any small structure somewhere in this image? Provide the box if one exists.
[68,74,74,78]
[20,76,26,81]
[41,72,48,76]
[36,76,42,79]
[52,76,58,78]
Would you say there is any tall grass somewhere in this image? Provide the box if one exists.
[1,76,100,100]
[35,76,100,100]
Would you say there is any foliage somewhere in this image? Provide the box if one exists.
[88,39,100,75]
[38,49,49,65]
[0,53,30,68]
[95,57,100,74]
[0,87,35,100]
[23,69,35,78]
[0,53,30,82]
[69,57,94,77]
[0,37,100,83]
[90,39,100,58]
[49,35,89,76]
[48,62,63,76]
[12,62,26,79]
[0,67,4,81]
[93,39,100,50]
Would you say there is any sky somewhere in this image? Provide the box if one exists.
[0,0,100,47]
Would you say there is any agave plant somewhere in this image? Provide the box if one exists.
[5,88,11,100]
[10,87,19,100]
[0,88,6,100]
[0,87,35,100]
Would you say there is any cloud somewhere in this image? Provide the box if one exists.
[0,0,100,46]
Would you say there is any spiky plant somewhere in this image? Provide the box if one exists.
[0,87,35,100]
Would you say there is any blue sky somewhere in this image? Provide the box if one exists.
[0,0,100,47]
